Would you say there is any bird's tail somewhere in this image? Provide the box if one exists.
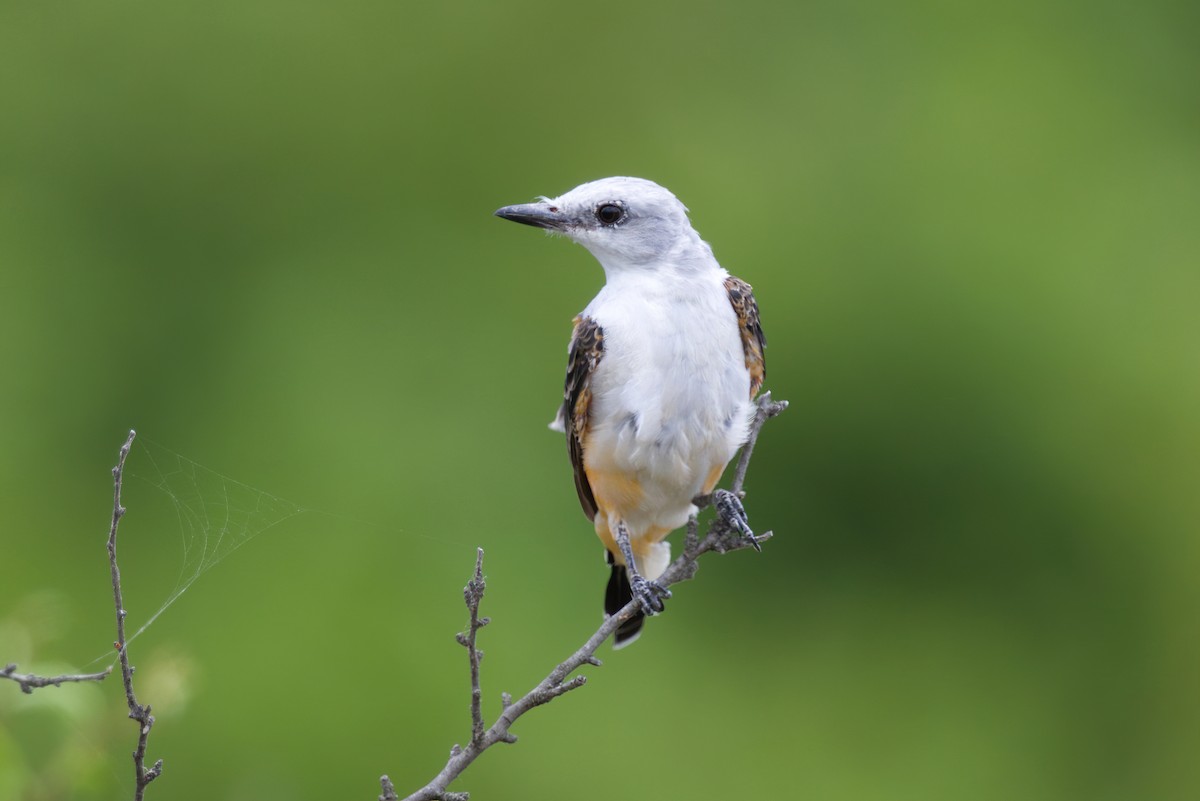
[605,559,643,648]
[605,542,670,649]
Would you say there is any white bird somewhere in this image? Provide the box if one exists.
[495,177,766,647]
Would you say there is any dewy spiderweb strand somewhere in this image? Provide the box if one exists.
[122,438,307,646]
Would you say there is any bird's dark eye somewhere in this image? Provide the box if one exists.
[595,203,625,226]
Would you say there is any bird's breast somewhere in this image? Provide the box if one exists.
[582,281,752,485]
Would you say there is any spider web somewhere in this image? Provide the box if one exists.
[80,434,466,671]
[119,437,309,646]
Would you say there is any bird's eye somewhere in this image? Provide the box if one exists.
[595,203,625,226]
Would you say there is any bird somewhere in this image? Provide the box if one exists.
[494,177,766,647]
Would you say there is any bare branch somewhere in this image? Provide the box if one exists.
[1,663,112,694]
[731,391,788,494]
[5,430,164,798]
[458,548,488,747]
[693,391,789,509]
[389,394,786,801]
[107,429,162,800]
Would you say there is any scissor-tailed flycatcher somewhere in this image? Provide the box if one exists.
[495,177,766,647]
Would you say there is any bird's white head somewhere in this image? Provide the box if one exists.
[494,177,712,274]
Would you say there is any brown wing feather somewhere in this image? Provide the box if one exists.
[563,315,604,521]
[724,275,767,398]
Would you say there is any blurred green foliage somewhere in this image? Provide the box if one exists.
[2,0,1198,799]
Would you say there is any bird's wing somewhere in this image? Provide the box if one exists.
[562,315,604,521]
[724,275,767,398]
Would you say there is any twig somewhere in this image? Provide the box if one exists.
[1,663,112,694]
[108,430,163,799]
[693,391,789,509]
[4,431,163,796]
[457,549,489,747]
[383,393,787,801]
[730,391,788,494]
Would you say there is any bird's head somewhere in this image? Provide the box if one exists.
[494,177,707,272]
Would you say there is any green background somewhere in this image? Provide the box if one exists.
[2,1,1197,799]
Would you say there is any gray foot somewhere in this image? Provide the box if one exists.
[613,519,672,615]
[629,573,671,615]
[714,489,761,552]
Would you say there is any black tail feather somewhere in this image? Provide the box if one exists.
[605,555,645,648]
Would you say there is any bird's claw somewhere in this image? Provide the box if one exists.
[714,489,760,552]
[629,574,671,615]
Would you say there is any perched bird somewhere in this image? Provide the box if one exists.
[494,177,766,647]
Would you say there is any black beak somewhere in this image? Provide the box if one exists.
[493,202,568,230]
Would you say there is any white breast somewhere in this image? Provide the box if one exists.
[581,267,753,533]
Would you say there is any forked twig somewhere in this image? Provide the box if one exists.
[381,393,787,801]
[108,430,163,799]
[3,430,164,798]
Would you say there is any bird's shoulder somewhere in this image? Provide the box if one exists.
[561,314,603,520]
[723,274,767,397]
[565,314,604,386]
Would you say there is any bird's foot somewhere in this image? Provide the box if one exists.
[629,574,671,616]
[713,489,762,552]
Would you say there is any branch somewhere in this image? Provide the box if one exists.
[4,430,165,795]
[1,663,112,694]
[456,549,490,747]
[381,392,787,801]
[731,391,788,494]
[108,430,164,799]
